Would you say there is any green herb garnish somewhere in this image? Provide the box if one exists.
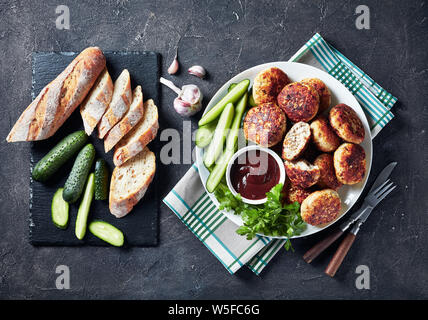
[214,183,307,251]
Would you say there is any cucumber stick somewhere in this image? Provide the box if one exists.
[206,93,248,193]
[226,92,248,151]
[63,143,95,203]
[198,79,249,126]
[89,221,124,247]
[51,188,69,229]
[75,173,95,240]
[228,83,237,92]
[94,159,109,200]
[206,149,235,193]
[248,87,257,107]
[32,130,88,182]
[195,120,218,148]
[203,103,234,168]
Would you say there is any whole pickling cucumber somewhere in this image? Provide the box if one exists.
[32,131,88,182]
[94,159,109,201]
[198,79,249,126]
[63,143,95,203]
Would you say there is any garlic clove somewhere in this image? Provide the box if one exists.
[168,53,179,75]
[188,65,206,79]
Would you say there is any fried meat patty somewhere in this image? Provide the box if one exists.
[282,122,311,161]
[284,159,320,189]
[253,67,291,105]
[310,117,341,152]
[243,102,286,147]
[314,153,342,190]
[300,78,331,114]
[277,82,319,123]
[301,189,341,226]
[329,103,365,144]
[333,143,366,185]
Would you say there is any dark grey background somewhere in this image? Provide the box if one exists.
[1,0,427,299]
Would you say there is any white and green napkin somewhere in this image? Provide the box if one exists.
[163,33,397,275]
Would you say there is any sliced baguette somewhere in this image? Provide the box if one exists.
[98,69,132,139]
[103,85,144,152]
[109,147,156,218]
[113,99,159,166]
[80,68,113,135]
[7,47,105,142]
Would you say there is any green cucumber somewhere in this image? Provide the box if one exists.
[203,103,234,168]
[89,221,124,247]
[63,143,95,203]
[226,92,248,151]
[198,79,249,126]
[32,130,88,182]
[249,92,257,107]
[51,188,69,229]
[75,173,95,240]
[206,149,235,193]
[94,159,109,200]
[196,120,218,148]
[206,93,248,193]
[228,83,237,92]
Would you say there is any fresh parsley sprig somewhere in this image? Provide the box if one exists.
[214,183,307,251]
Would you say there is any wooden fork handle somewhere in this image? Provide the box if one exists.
[303,229,344,263]
[325,233,356,277]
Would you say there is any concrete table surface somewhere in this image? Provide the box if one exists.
[0,0,427,299]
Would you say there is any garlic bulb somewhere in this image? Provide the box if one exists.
[160,77,203,117]
[188,65,206,79]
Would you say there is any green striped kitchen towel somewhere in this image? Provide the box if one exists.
[163,33,397,275]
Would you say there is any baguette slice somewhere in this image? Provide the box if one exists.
[80,68,113,135]
[7,47,106,142]
[103,85,144,152]
[109,147,156,218]
[113,99,159,166]
[98,69,132,139]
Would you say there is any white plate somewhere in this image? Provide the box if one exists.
[195,62,372,239]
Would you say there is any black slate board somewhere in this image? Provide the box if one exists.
[29,51,160,246]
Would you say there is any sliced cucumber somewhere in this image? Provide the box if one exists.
[228,83,237,92]
[198,79,249,126]
[94,159,109,200]
[195,120,218,148]
[51,188,69,229]
[75,173,95,240]
[203,103,235,168]
[63,143,95,203]
[248,88,257,107]
[89,221,124,247]
[206,93,248,193]
[32,130,88,182]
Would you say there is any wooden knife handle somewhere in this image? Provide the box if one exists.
[303,229,344,263]
[325,233,356,277]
